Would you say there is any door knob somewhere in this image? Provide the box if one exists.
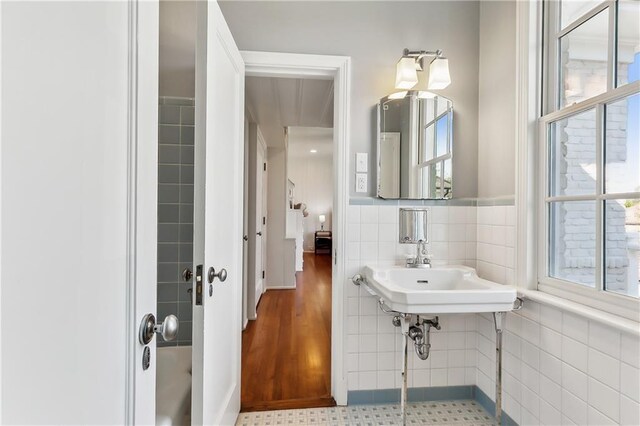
[208,267,228,283]
[182,267,193,282]
[257,232,262,236]
[138,313,179,344]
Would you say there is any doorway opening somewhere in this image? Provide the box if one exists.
[241,76,336,411]
[155,2,197,424]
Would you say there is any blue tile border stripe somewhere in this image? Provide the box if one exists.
[348,197,516,206]
[348,385,473,405]
[476,197,516,206]
[347,385,518,425]
[349,198,478,206]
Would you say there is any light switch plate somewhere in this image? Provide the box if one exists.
[356,173,367,193]
[356,153,368,173]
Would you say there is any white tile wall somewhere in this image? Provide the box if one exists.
[475,302,640,425]
[345,204,478,391]
[476,206,516,286]
[345,203,640,426]
[473,205,640,426]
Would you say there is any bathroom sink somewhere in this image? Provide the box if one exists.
[361,265,517,314]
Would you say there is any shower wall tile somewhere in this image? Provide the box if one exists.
[157,96,195,347]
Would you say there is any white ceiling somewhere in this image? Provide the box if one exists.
[288,127,334,159]
[245,76,334,148]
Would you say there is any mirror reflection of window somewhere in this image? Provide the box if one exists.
[378,92,453,199]
[436,115,449,158]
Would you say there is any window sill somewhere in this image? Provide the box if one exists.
[518,288,640,337]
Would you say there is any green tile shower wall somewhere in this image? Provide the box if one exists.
[157,96,195,347]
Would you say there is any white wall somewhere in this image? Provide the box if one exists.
[218,1,480,199]
[159,0,196,97]
[289,157,333,251]
[288,134,333,251]
[477,0,517,200]
[266,146,295,288]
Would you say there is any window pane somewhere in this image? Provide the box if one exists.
[604,199,640,297]
[421,165,436,199]
[436,115,448,157]
[559,8,609,108]
[561,0,604,29]
[550,201,597,287]
[436,97,448,116]
[605,93,640,193]
[549,109,597,197]
[442,158,452,198]
[423,123,435,162]
[617,0,640,86]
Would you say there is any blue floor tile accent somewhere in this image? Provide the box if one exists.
[473,386,518,426]
[347,385,519,425]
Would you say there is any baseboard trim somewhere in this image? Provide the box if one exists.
[346,386,518,425]
[472,386,518,426]
[347,385,473,405]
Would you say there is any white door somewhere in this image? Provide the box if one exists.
[0,1,158,424]
[255,141,266,300]
[192,1,245,425]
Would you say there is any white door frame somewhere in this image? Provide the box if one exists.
[242,51,351,405]
[129,1,160,424]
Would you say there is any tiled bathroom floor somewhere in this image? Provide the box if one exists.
[236,400,495,425]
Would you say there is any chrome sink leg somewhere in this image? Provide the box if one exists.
[400,314,411,426]
[401,332,408,426]
[493,312,506,425]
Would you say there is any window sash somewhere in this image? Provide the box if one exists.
[544,0,617,114]
[538,81,640,317]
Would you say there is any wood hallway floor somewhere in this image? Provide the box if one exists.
[241,252,335,412]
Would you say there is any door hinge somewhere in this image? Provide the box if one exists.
[263,162,267,171]
[334,249,337,265]
[263,216,266,225]
[262,270,265,279]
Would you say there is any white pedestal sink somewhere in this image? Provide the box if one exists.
[361,264,517,314]
[355,264,520,426]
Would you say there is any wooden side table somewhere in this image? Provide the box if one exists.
[315,231,332,254]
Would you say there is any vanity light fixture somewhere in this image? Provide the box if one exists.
[394,48,451,91]
[395,57,419,89]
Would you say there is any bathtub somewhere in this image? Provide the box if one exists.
[156,346,192,426]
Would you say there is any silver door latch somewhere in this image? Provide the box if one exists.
[138,313,179,345]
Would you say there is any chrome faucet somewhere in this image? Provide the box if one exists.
[406,240,431,268]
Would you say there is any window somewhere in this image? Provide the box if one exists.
[540,0,640,308]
